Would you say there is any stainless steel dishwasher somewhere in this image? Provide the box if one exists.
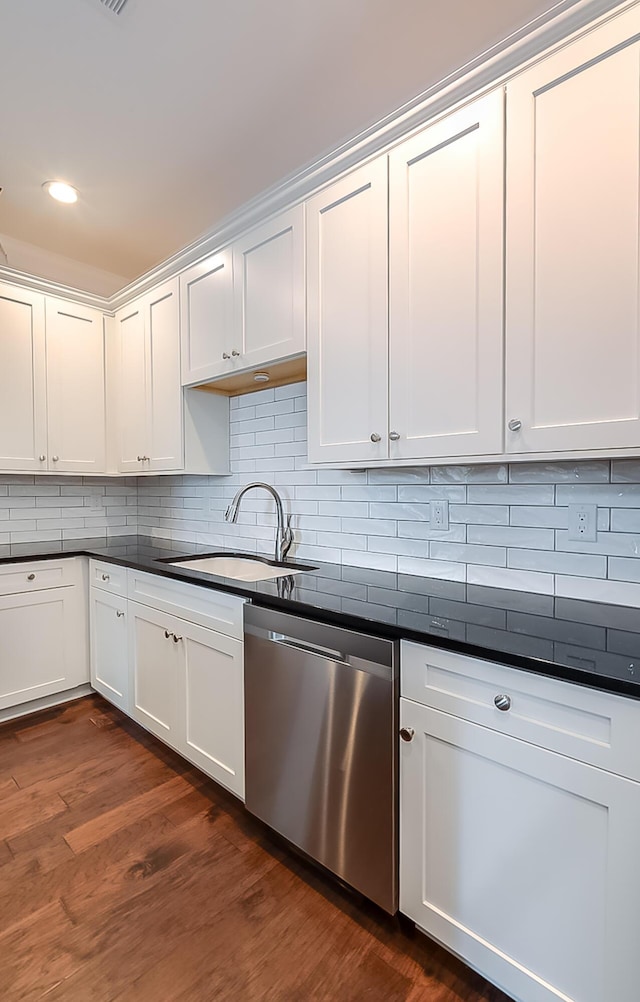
[244,604,398,913]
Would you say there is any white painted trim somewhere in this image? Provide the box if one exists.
[0,0,634,313]
[0,267,111,312]
[0,683,93,725]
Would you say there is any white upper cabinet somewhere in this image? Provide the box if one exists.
[506,9,640,455]
[116,279,183,473]
[306,158,389,464]
[146,283,183,472]
[233,205,305,372]
[389,90,504,460]
[0,284,47,472]
[45,299,106,474]
[115,298,149,474]
[180,206,305,387]
[180,249,233,385]
[115,277,228,475]
[0,286,105,474]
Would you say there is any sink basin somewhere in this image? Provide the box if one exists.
[162,553,316,582]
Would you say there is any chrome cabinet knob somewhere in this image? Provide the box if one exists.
[52,455,59,462]
[116,610,125,618]
[172,634,182,643]
[137,455,149,462]
[399,727,415,742]
[27,573,36,581]
[231,349,241,357]
[164,629,172,640]
[389,431,401,442]
[137,455,144,462]
[222,352,231,360]
[494,694,512,711]
[101,573,110,581]
[508,419,522,432]
[39,454,46,462]
[370,433,381,443]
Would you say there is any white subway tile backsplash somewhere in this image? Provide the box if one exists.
[133,384,640,602]
[7,384,638,606]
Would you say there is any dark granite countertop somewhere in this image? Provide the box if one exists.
[2,534,639,698]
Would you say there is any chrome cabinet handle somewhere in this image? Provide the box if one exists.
[399,727,415,742]
[172,634,182,643]
[508,419,522,432]
[164,629,172,639]
[101,573,110,581]
[231,349,241,357]
[27,573,36,581]
[137,455,150,462]
[370,433,381,443]
[116,610,125,618]
[389,431,400,442]
[222,352,231,360]
[52,455,59,462]
[39,454,46,462]
[494,694,512,711]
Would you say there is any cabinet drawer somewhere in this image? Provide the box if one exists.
[90,559,127,596]
[127,569,245,639]
[401,640,640,781]
[0,559,77,596]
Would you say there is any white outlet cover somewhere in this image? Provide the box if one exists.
[568,503,597,543]
[429,499,449,531]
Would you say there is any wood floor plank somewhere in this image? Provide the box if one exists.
[63,772,199,854]
[0,778,68,841]
[0,694,513,1002]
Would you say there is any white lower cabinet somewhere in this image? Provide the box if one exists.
[90,587,129,712]
[0,558,88,712]
[129,601,182,749]
[178,618,244,797]
[400,642,640,1002]
[128,599,245,797]
[89,564,246,799]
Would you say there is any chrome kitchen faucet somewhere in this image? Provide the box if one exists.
[225,483,294,563]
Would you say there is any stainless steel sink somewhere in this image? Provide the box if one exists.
[160,553,317,582]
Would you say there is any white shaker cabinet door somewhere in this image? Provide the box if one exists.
[0,586,87,710]
[506,11,640,454]
[45,299,106,474]
[146,280,183,472]
[233,205,305,372]
[306,158,389,464]
[400,697,640,1002]
[90,588,129,713]
[180,250,233,385]
[389,90,504,460]
[0,284,47,472]
[116,300,149,473]
[129,601,181,749]
[177,619,244,799]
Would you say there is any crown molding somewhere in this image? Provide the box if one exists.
[1,0,634,315]
[0,264,112,312]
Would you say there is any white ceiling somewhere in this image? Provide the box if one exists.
[0,0,591,294]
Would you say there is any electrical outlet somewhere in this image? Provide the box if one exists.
[89,493,103,511]
[568,503,597,542]
[429,499,449,531]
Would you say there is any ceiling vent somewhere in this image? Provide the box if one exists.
[100,0,129,13]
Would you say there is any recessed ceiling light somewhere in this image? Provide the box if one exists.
[42,180,78,204]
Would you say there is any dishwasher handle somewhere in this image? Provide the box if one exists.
[271,633,351,667]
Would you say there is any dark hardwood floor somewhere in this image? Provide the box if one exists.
[0,694,513,1001]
